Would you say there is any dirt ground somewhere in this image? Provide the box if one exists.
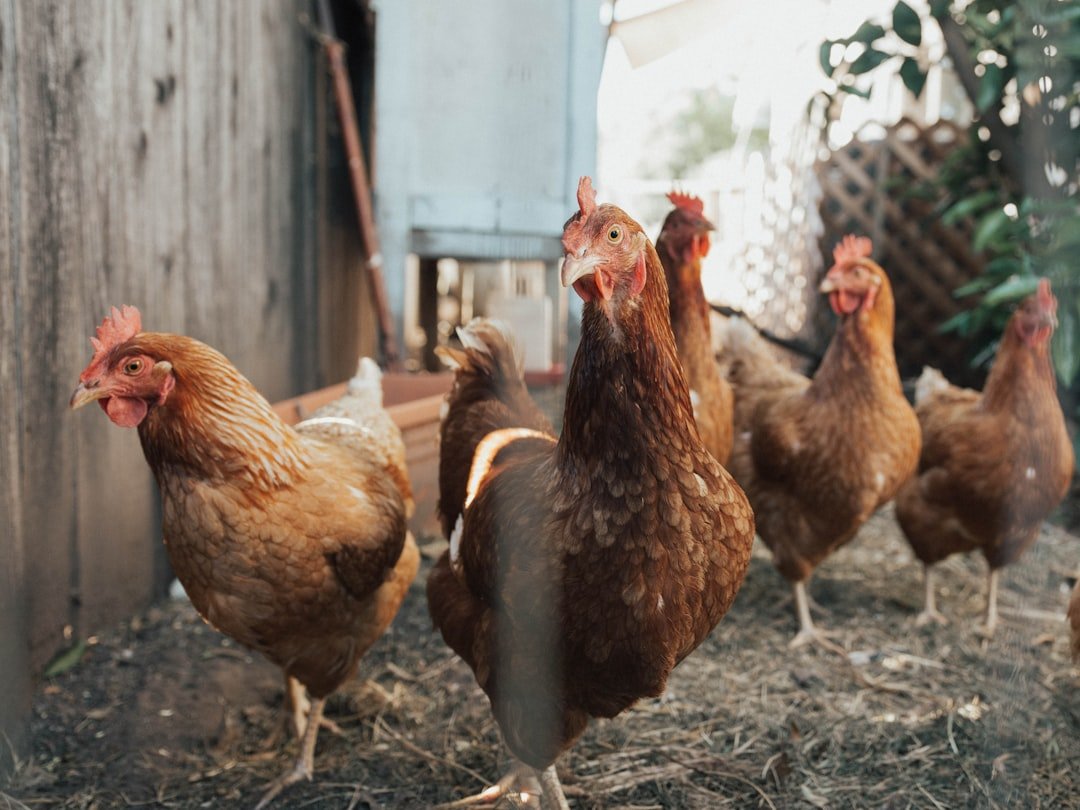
[4,504,1079,810]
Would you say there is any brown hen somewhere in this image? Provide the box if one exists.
[427,177,755,808]
[895,280,1073,636]
[657,191,734,465]
[718,236,921,648]
[70,307,419,807]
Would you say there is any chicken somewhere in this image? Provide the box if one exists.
[426,177,755,809]
[718,235,921,648]
[657,191,734,465]
[895,280,1073,636]
[69,307,419,808]
[435,318,553,540]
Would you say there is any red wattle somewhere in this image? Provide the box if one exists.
[829,290,861,316]
[104,396,149,428]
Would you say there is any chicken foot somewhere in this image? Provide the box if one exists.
[286,676,344,739]
[441,760,569,809]
[789,581,845,654]
[255,695,325,809]
[914,566,948,627]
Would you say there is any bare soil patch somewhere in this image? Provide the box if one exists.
[5,509,1079,809]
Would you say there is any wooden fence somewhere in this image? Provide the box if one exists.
[816,118,986,385]
[0,0,379,771]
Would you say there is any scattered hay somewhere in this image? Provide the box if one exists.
[6,507,1079,809]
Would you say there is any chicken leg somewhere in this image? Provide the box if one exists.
[255,695,325,809]
[978,568,1001,639]
[789,581,845,654]
[538,765,571,810]
[915,565,948,627]
[285,675,343,739]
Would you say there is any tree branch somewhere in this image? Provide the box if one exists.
[938,13,1023,188]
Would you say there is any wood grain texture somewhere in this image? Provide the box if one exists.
[0,0,32,771]
[0,0,374,758]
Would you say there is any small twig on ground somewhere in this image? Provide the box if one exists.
[0,793,33,810]
[917,783,948,810]
[663,753,778,810]
[346,784,381,810]
[373,716,489,786]
[946,713,959,755]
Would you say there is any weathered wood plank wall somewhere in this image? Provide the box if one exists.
[0,0,376,771]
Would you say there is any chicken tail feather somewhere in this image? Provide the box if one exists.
[914,366,949,406]
[436,318,524,382]
[346,357,384,402]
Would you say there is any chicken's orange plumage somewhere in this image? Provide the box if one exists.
[896,280,1073,634]
[427,177,755,806]
[657,191,733,465]
[718,237,921,647]
[70,311,418,807]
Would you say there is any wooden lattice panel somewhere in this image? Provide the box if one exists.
[731,118,826,351]
[816,118,986,386]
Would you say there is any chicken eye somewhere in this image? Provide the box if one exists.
[607,226,622,243]
[123,358,144,375]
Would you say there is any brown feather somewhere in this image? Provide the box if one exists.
[80,331,417,700]
[428,201,755,771]
[895,291,1074,574]
[722,260,921,582]
[657,204,734,464]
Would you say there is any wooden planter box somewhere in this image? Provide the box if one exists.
[272,373,453,538]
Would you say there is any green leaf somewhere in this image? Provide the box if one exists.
[929,0,952,20]
[820,40,835,78]
[983,275,1039,307]
[849,47,891,75]
[44,640,88,679]
[838,83,872,99]
[953,275,1000,297]
[849,22,887,45]
[899,57,927,97]
[1048,215,1080,249]
[970,340,999,369]
[976,63,1005,113]
[1042,4,1080,25]
[941,189,998,225]
[1052,297,1080,385]
[939,310,972,334]
[893,1,923,46]
[982,256,1024,278]
[972,208,1012,253]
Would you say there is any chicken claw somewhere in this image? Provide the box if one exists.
[788,626,847,655]
[255,696,325,809]
[440,762,569,809]
[789,582,846,655]
[914,566,948,627]
[914,608,948,628]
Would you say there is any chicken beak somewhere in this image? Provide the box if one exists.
[561,251,602,288]
[818,277,838,294]
[70,380,107,410]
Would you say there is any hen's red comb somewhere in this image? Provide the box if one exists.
[667,190,704,217]
[81,306,142,381]
[832,235,873,267]
[562,177,598,254]
[576,176,597,219]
